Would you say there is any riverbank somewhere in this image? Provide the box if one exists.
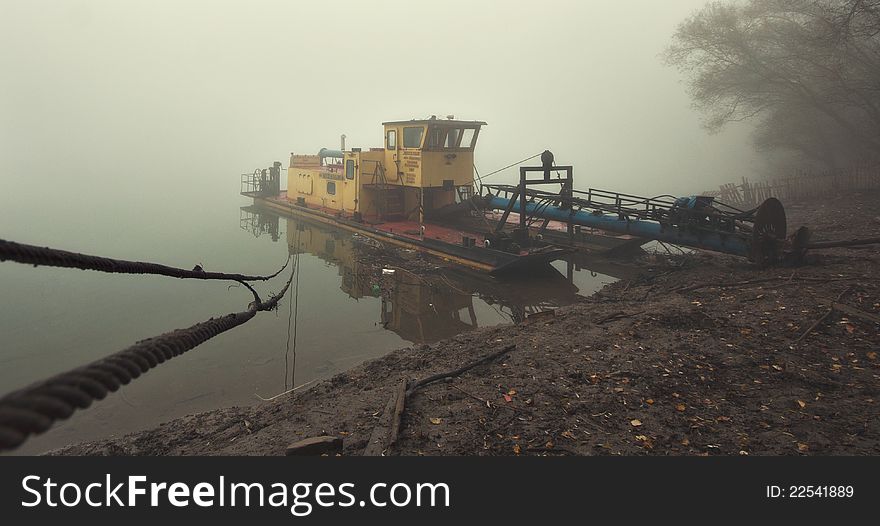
[55,192,880,456]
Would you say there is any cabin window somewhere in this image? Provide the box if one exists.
[427,127,443,149]
[345,159,355,180]
[444,128,459,148]
[403,126,424,148]
[327,181,336,195]
[386,129,397,149]
[459,128,477,149]
[426,126,478,150]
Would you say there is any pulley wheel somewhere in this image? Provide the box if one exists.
[750,198,787,264]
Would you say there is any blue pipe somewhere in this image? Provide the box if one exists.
[487,196,751,257]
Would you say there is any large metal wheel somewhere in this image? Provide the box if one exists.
[750,197,787,264]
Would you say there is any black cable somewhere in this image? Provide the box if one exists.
[0,239,290,283]
[0,268,294,452]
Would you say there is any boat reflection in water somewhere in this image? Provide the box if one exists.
[240,205,281,242]
[242,206,639,345]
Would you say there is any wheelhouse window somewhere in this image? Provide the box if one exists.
[403,126,424,148]
[327,181,336,195]
[459,128,477,149]
[427,126,446,149]
[386,129,397,149]
[345,159,355,180]
[425,126,479,150]
[444,128,459,148]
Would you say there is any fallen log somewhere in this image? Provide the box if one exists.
[364,345,516,456]
[388,379,408,449]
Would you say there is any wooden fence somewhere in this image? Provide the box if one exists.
[702,165,880,209]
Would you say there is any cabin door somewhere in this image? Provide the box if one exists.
[342,155,358,213]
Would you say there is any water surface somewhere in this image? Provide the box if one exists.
[0,185,618,454]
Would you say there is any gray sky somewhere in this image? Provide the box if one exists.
[1,0,759,201]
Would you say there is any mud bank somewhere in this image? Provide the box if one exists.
[55,192,880,456]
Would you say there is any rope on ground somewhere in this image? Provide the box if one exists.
[0,268,294,452]
[0,238,290,282]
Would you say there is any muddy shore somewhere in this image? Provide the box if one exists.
[56,192,880,456]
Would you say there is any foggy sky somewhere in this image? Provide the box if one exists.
[1,0,761,209]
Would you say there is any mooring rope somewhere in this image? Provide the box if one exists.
[0,266,294,452]
[0,239,290,282]
[475,152,544,185]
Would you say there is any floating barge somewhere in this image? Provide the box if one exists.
[242,116,790,272]
[242,117,584,274]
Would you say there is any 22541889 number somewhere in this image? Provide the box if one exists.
[789,486,854,498]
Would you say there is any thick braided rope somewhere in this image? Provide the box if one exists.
[0,239,289,282]
[0,273,292,452]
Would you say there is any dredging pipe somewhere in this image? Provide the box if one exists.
[483,196,756,258]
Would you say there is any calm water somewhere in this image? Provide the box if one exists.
[0,182,619,454]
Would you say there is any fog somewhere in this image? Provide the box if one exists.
[2,0,759,222]
[0,0,769,453]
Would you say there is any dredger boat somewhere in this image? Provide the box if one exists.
[242,116,791,273]
[241,117,578,274]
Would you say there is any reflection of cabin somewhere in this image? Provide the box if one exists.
[284,217,478,343]
[381,272,478,344]
[287,117,485,222]
[286,218,371,300]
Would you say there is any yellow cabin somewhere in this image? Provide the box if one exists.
[287,116,486,223]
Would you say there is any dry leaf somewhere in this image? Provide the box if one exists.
[512,444,521,455]
[646,398,654,405]
[635,435,648,441]
[630,419,643,427]
[675,403,686,412]
[797,400,806,409]
[681,437,690,446]
[797,443,809,452]
[508,389,517,395]
[867,352,877,361]
[430,417,441,425]
[561,430,576,440]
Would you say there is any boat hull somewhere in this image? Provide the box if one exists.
[250,195,571,275]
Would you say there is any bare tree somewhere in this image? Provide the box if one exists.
[667,0,880,171]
